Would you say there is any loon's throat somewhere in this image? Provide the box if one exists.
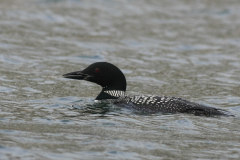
[104,90,125,97]
[95,89,125,100]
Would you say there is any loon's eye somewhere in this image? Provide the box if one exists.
[95,68,100,73]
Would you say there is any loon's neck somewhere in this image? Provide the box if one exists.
[95,86,125,100]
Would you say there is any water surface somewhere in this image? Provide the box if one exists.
[1,0,240,159]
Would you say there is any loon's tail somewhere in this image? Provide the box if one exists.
[183,107,234,117]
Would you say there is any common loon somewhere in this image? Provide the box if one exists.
[63,62,232,116]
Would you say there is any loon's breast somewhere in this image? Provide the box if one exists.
[111,95,229,116]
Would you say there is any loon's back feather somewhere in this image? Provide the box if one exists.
[112,95,231,116]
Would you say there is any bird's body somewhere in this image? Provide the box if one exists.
[63,62,232,117]
[111,95,228,116]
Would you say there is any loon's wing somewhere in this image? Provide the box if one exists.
[180,105,233,116]
[114,95,232,116]
[172,98,233,116]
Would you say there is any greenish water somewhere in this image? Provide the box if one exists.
[1,0,240,159]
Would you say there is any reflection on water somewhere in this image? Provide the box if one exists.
[1,0,240,159]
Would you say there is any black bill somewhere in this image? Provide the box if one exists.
[62,71,90,80]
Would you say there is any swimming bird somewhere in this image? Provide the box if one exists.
[63,62,232,116]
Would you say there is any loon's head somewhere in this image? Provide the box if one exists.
[63,62,126,100]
